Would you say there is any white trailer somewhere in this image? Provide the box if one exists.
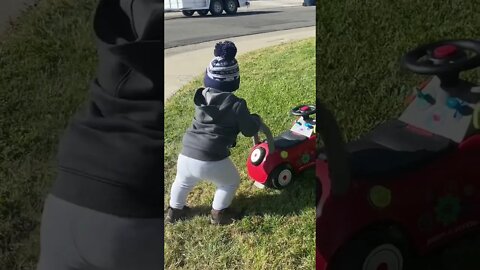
[165,0,250,17]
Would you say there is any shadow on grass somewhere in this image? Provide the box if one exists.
[235,169,316,217]
[164,169,315,224]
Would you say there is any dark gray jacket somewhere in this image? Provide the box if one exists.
[51,0,164,218]
[181,88,261,161]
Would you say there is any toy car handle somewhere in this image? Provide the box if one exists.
[402,39,480,75]
[253,119,275,153]
[316,100,351,196]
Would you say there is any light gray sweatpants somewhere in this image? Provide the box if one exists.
[169,154,241,211]
[37,194,163,270]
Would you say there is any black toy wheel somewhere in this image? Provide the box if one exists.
[209,0,224,16]
[250,147,266,166]
[403,39,480,75]
[197,10,209,16]
[291,104,316,117]
[224,0,238,14]
[329,229,411,270]
[182,10,195,16]
[269,164,294,189]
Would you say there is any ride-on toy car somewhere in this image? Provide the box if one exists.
[316,39,480,270]
[247,105,316,189]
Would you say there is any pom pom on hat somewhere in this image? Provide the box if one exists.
[205,40,240,92]
[213,41,237,61]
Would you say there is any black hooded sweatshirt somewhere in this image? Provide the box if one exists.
[50,0,164,218]
[181,88,261,161]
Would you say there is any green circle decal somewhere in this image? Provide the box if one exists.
[369,185,392,208]
[301,153,310,164]
[435,195,461,226]
[281,151,288,159]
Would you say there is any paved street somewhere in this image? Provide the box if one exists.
[165,6,315,48]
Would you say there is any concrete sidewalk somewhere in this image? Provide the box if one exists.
[164,26,315,102]
[164,0,304,20]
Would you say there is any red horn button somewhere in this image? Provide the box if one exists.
[433,45,458,59]
[300,106,310,111]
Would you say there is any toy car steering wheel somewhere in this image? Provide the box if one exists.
[403,39,480,75]
[291,105,316,118]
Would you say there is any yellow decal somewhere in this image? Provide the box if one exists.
[281,151,288,159]
[369,185,392,208]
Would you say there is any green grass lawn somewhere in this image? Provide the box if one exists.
[0,0,97,268]
[3,0,480,269]
[164,39,316,269]
[317,1,480,269]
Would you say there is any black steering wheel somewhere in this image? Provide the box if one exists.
[291,105,316,118]
[402,39,480,75]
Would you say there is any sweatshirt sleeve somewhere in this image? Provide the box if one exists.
[233,99,261,137]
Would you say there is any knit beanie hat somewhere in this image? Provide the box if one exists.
[204,41,240,92]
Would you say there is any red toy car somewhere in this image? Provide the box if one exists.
[316,39,480,270]
[247,105,316,189]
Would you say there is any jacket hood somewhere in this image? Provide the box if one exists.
[193,88,237,123]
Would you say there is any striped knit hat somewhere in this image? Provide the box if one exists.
[204,41,240,92]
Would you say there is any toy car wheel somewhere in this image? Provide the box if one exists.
[224,0,238,14]
[182,10,195,16]
[250,147,266,166]
[270,165,294,189]
[329,229,411,270]
[197,10,209,16]
[209,0,224,16]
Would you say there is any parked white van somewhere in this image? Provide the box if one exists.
[165,0,250,17]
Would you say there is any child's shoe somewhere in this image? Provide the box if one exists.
[165,206,192,224]
[210,207,241,225]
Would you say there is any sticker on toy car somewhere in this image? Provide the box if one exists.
[290,117,314,137]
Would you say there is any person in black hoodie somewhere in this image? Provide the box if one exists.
[165,40,262,225]
[37,1,163,269]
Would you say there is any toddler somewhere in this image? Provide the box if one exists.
[166,41,261,225]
